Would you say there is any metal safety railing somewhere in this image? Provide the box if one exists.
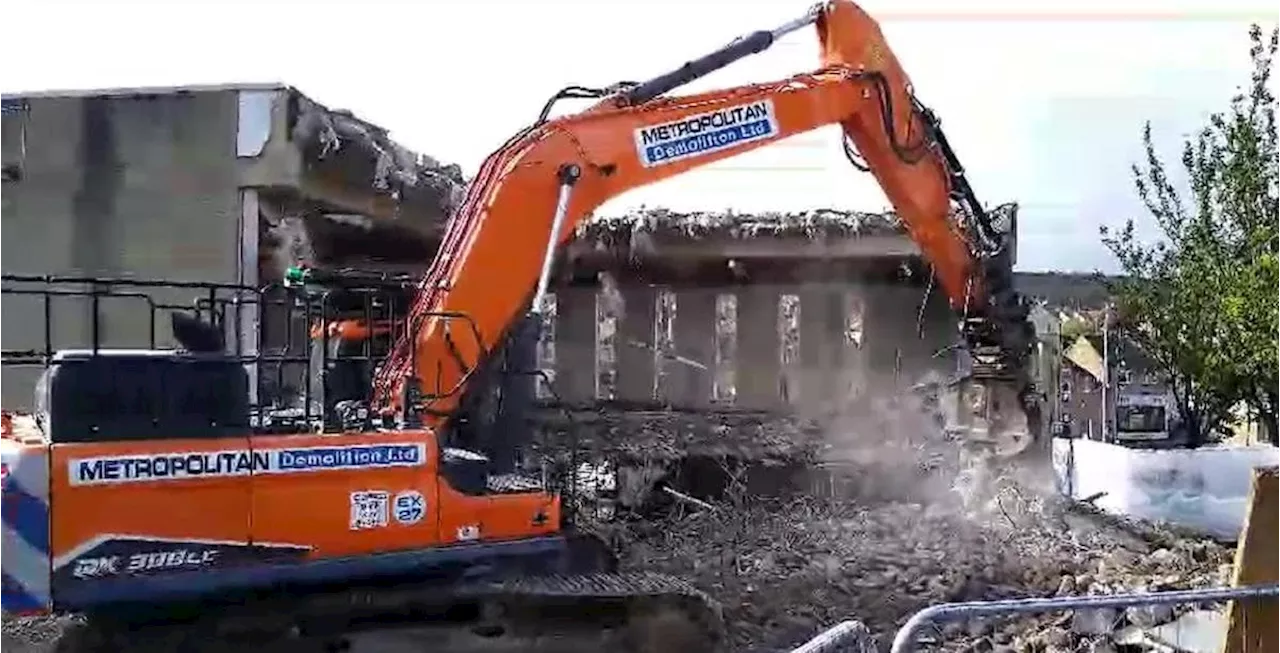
[788,583,1279,653]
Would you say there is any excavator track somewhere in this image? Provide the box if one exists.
[54,570,725,653]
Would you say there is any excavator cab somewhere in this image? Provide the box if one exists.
[308,320,387,409]
[283,265,539,466]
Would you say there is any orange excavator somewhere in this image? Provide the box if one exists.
[0,2,1040,651]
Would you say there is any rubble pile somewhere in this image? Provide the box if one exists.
[532,408,828,463]
[605,472,1234,652]
[574,206,909,254]
[530,377,978,511]
[554,390,1234,652]
[1,615,70,653]
[530,408,831,514]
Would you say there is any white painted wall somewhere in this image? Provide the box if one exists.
[1053,437,1280,539]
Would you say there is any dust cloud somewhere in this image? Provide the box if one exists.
[803,361,1057,529]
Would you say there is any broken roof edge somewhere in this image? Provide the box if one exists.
[0,82,445,171]
[1,81,289,102]
[575,201,1019,240]
[270,85,468,228]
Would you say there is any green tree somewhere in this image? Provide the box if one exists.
[1101,25,1279,445]
[1216,27,1279,443]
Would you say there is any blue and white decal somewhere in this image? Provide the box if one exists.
[266,444,425,475]
[635,99,779,168]
[393,490,426,525]
[2,442,51,614]
[69,443,427,486]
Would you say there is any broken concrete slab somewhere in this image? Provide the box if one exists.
[1114,609,1228,653]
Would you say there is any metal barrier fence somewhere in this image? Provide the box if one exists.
[788,583,1279,653]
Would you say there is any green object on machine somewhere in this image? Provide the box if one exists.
[283,266,310,287]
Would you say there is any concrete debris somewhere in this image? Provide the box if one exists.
[2,410,1237,653]
[532,408,827,462]
[557,399,1237,653]
[292,95,465,214]
[573,203,1018,244]
[602,487,1233,652]
[1114,609,1229,653]
[1,614,81,653]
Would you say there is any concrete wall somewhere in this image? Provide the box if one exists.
[1,90,246,409]
[538,281,957,413]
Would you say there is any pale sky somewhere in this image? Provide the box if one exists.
[4,0,1277,272]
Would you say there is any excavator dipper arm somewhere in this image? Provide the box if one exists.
[374,0,1039,457]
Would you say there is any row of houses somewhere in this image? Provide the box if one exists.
[1020,273,1273,448]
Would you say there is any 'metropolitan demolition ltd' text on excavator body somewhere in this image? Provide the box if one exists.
[0,2,1042,650]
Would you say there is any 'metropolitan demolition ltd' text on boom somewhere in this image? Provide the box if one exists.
[636,100,778,167]
[69,443,427,485]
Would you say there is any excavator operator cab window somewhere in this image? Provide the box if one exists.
[310,326,394,423]
[316,337,374,407]
[38,349,250,444]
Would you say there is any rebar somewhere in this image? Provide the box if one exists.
[889,584,1279,653]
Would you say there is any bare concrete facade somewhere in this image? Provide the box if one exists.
[530,203,1022,413]
[534,279,957,414]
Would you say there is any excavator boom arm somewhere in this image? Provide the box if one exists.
[373,0,1037,454]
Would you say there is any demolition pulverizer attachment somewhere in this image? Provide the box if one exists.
[938,356,1035,462]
